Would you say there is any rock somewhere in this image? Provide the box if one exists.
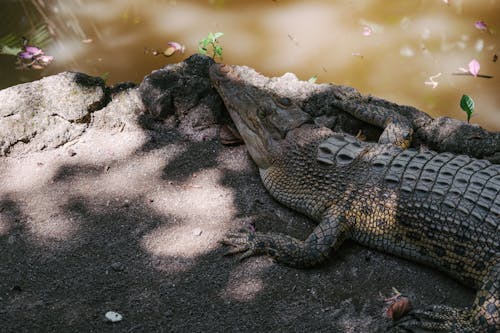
[91,87,145,132]
[192,228,203,237]
[138,54,227,142]
[0,72,106,156]
[416,116,500,162]
[104,311,123,322]
[111,262,125,272]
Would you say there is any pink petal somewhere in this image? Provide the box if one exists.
[474,20,488,31]
[167,41,185,53]
[362,26,373,36]
[37,55,54,64]
[17,51,34,59]
[24,45,43,56]
[468,59,480,77]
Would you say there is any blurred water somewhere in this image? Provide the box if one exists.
[1,0,499,130]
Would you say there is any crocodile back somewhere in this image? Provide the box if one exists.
[261,129,500,287]
[362,144,500,287]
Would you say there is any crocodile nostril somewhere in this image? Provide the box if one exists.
[219,64,232,74]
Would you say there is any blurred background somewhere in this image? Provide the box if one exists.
[1,0,499,129]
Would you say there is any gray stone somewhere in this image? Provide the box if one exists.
[138,54,227,142]
[0,72,106,156]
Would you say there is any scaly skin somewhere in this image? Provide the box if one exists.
[210,63,500,332]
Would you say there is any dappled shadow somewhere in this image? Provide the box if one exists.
[0,126,475,332]
[160,140,220,182]
[52,163,105,183]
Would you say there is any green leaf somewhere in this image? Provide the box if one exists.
[215,45,223,56]
[308,75,318,83]
[213,32,224,39]
[207,32,215,41]
[198,45,207,54]
[0,45,22,56]
[459,94,475,123]
[199,38,210,47]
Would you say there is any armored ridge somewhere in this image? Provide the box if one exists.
[210,63,500,332]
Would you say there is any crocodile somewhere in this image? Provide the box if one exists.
[209,63,500,332]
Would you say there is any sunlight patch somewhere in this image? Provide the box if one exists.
[220,261,273,302]
[147,169,235,219]
[223,278,264,302]
[28,215,78,241]
[141,222,219,259]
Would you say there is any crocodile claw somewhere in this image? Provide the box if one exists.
[220,229,260,261]
[390,305,474,333]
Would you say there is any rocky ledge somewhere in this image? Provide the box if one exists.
[1,54,498,161]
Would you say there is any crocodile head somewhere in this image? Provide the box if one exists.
[210,63,311,170]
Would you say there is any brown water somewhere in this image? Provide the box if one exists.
[1,0,499,130]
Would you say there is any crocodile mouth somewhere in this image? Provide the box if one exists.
[210,64,276,169]
[210,64,312,169]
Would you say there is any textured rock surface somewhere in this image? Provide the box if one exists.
[0,72,106,156]
[138,54,227,142]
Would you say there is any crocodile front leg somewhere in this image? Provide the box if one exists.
[333,100,413,148]
[221,215,350,268]
[393,262,500,332]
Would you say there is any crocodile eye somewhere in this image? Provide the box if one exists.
[276,97,291,107]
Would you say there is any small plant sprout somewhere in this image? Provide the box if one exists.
[198,32,224,60]
[460,94,475,123]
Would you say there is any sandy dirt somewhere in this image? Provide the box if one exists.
[0,119,474,333]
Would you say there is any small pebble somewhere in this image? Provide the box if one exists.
[111,262,125,272]
[192,228,203,236]
[67,149,77,157]
[105,311,123,322]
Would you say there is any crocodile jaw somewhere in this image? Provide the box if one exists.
[209,63,311,170]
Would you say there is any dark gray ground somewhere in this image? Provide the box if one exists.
[0,56,478,332]
[0,125,473,333]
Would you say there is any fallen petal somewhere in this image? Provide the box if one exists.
[37,55,54,65]
[424,81,438,89]
[362,26,373,36]
[17,51,34,60]
[386,297,412,321]
[474,20,488,31]
[24,45,43,56]
[167,41,185,53]
[163,47,176,57]
[468,59,480,77]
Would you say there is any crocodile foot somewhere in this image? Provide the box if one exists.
[220,229,263,261]
[391,305,475,333]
